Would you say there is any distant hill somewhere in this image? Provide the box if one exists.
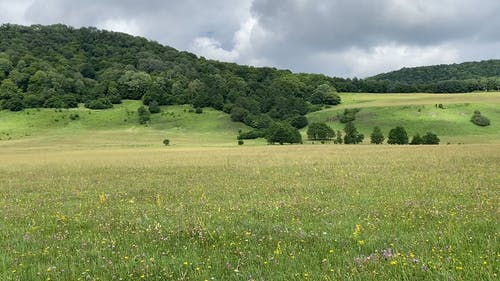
[362,60,500,93]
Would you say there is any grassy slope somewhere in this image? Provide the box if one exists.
[0,100,253,149]
[0,92,499,149]
[306,92,500,144]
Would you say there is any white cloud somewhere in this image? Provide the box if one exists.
[97,18,141,36]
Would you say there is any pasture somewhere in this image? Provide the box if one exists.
[0,145,498,280]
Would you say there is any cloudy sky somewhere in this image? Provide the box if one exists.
[1,0,500,78]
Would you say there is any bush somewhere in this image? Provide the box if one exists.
[307,122,335,141]
[69,113,80,120]
[138,106,151,124]
[422,132,440,145]
[410,134,423,145]
[470,110,490,126]
[370,126,384,144]
[148,101,161,114]
[238,130,265,140]
[238,140,244,145]
[163,139,170,146]
[266,122,302,145]
[387,126,409,145]
[288,115,308,129]
[85,98,113,110]
[343,122,364,144]
[195,107,203,114]
[338,108,360,123]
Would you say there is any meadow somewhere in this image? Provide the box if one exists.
[0,92,499,280]
[0,145,498,280]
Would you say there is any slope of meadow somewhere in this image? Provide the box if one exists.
[307,92,500,144]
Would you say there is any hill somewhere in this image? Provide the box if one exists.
[359,60,500,93]
[0,24,341,131]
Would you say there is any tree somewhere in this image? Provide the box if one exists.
[307,122,335,141]
[138,106,151,124]
[310,84,341,105]
[148,100,161,114]
[387,126,409,145]
[343,122,364,144]
[288,115,308,129]
[410,134,423,145]
[370,126,384,144]
[422,132,440,145]
[266,122,302,145]
[334,130,343,144]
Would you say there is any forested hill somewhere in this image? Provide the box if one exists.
[0,24,342,130]
[364,60,500,93]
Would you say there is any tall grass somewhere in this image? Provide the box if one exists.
[1,145,498,280]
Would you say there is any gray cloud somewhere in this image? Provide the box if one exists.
[1,0,500,77]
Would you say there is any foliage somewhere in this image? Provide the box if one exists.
[265,122,302,145]
[238,129,265,140]
[370,126,384,144]
[195,107,203,114]
[163,138,170,146]
[137,106,151,124]
[387,126,409,145]
[470,110,491,127]
[334,130,343,144]
[85,98,113,110]
[410,134,423,145]
[422,132,440,145]
[339,108,361,123]
[0,24,342,128]
[343,122,364,144]
[307,122,335,141]
[148,100,161,114]
[238,139,244,145]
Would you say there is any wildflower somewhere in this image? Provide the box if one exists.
[99,193,106,204]
[274,241,282,256]
[390,260,397,266]
[455,266,463,271]
[357,240,365,246]
[353,224,362,238]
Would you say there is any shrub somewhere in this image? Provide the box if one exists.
[410,134,423,145]
[138,106,151,124]
[195,107,203,114]
[163,139,170,146]
[387,126,409,145]
[307,122,335,141]
[334,130,343,144]
[338,108,360,123]
[288,115,308,129]
[266,122,302,145]
[85,98,113,110]
[69,113,80,120]
[370,126,384,144]
[470,110,490,126]
[238,130,265,140]
[422,132,440,145]
[148,101,161,114]
[238,140,244,145]
[343,122,364,144]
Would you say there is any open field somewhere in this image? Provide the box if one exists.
[1,145,498,280]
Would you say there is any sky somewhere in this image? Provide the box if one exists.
[1,0,500,78]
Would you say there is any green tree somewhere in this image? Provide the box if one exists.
[343,122,364,144]
[307,122,335,141]
[370,126,384,144]
[422,132,440,145]
[137,106,151,124]
[148,100,161,114]
[334,130,343,144]
[266,122,302,145]
[470,110,490,126]
[387,126,409,145]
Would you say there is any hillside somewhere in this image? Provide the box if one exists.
[0,24,341,131]
[362,60,500,93]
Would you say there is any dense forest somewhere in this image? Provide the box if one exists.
[363,60,500,93]
[0,24,344,131]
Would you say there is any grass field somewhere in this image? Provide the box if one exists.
[0,145,498,280]
[0,93,499,280]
